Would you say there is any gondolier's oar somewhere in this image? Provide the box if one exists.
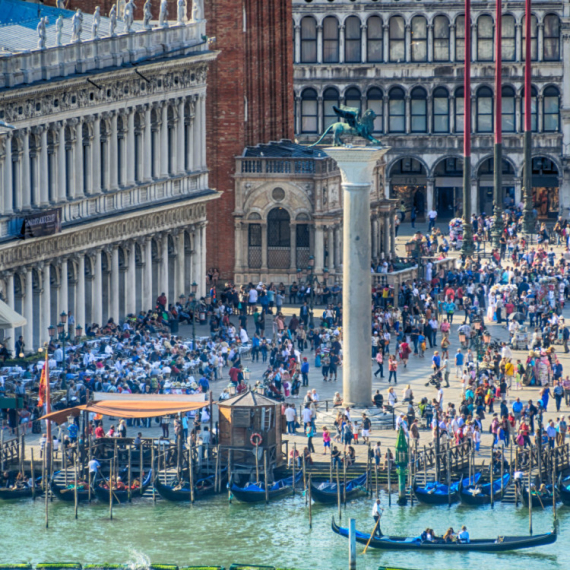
[362,518,381,555]
[536,492,545,510]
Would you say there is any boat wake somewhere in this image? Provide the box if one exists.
[125,550,152,570]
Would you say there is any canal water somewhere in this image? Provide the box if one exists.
[0,491,566,570]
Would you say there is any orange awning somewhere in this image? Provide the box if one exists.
[40,399,210,425]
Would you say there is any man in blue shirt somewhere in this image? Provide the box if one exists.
[67,422,78,443]
[301,357,310,387]
[512,398,523,422]
[455,349,464,378]
[199,375,210,393]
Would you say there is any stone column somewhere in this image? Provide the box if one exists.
[110,112,119,189]
[127,108,135,185]
[371,219,378,259]
[76,255,85,329]
[59,258,68,319]
[177,99,185,174]
[383,214,390,259]
[161,103,169,177]
[176,231,185,298]
[22,129,31,209]
[40,265,50,345]
[74,118,84,197]
[6,273,14,354]
[93,250,103,325]
[316,24,323,64]
[314,225,324,272]
[200,96,206,172]
[127,242,136,316]
[40,127,49,206]
[339,24,345,63]
[119,113,128,187]
[516,23,522,62]
[383,24,389,63]
[427,23,434,62]
[109,247,119,323]
[24,268,33,353]
[334,227,342,270]
[405,24,411,62]
[294,24,301,64]
[426,177,435,213]
[390,212,396,257]
[514,177,522,206]
[538,23,544,62]
[405,95,411,134]
[290,223,297,271]
[260,223,268,273]
[450,24,456,62]
[160,234,169,300]
[144,238,153,310]
[361,24,367,63]
[317,96,324,136]
[538,95,544,132]
[327,226,334,269]
[144,105,152,181]
[93,115,101,194]
[58,122,67,202]
[192,97,200,170]
[200,224,207,297]
[325,147,388,406]
[3,133,12,214]
[186,115,194,172]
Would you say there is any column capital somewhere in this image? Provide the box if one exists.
[31,125,46,135]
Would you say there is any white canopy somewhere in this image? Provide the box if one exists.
[0,299,26,329]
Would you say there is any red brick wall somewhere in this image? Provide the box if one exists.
[205,0,294,280]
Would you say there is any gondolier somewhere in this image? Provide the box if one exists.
[372,499,384,537]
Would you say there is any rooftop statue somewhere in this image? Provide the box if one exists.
[309,105,382,148]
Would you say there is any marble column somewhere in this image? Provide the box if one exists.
[22,129,31,209]
[339,24,345,63]
[193,97,201,171]
[334,227,342,271]
[6,273,14,354]
[450,24,456,62]
[110,112,118,189]
[316,24,323,64]
[314,225,324,272]
[200,96,206,170]
[40,127,49,206]
[186,116,194,172]
[327,226,334,269]
[294,24,301,63]
[127,109,135,185]
[200,224,207,297]
[59,259,68,320]
[260,223,267,273]
[177,99,185,174]
[92,115,101,194]
[58,122,66,202]
[176,232,185,298]
[426,177,435,213]
[144,105,152,181]
[325,146,389,406]
[405,24,411,62]
[111,247,120,323]
[390,212,396,257]
[361,24,367,63]
[119,114,128,187]
[383,215,390,259]
[160,103,169,177]
[24,268,33,353]
[127,242,136,316]
[93,250,103,325]
[3,133,12,214]
[289,224,297,271]
[161,234,169,300]
[144,238,153,310]
[76,255,85,329]
[371,219,378,259]
[74,119,84,197]
[39,263,51,345]
[427,24,434,62]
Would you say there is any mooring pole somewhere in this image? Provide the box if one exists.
[348,518,356,570]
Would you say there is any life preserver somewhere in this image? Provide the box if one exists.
[250,433,263,446]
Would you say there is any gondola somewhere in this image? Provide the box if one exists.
[230,471,303,503]
[459,473,510,506]
[0,478,43,500]
[310,473,366,504]
[50,471,92,502]
[154,468,227,502]
[93,469,153,504]
[521,484,559,508]
[558,477,570,506]
[331,517,557,552]
[413,473,481,505]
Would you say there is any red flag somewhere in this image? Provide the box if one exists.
[38,359,47,408]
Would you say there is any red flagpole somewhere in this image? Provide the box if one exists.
[495,0,502,145]
[522,0,534,233]
[524,0,532,132]
[44,350,51,444]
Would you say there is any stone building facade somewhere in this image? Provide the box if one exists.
[293,0,570,220]
[233,140,395,285]
[0,1,218,353]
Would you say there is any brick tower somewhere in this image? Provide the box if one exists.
[204,0,294,280]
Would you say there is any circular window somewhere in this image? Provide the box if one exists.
[272,187,285,201]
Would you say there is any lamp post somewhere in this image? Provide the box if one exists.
[395,426,409,505]
[297,256,329,328]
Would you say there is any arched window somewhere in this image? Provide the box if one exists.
[323,17,339,63]
[477,15,494,61]
[502,15,516,61]
[411,87,427,133]
[544,15,560,61]
[476,86,493,132]
[367,16,383,62]
[301,88,318,133]
[522,14,538,61]
[455,87,464,133]
[433,87,449,133]
[389,16,405,62]
[389,88,405,133]
[323,87,340,129]
[267,208,291,269]
[433,16,450,62]
[522,86,538,132]
[543,86,560,132]
[502,86,516,132]
[411,16,427,62]
[344,87,361,110]
[301,17,317,63]
[345,16,361,63]
[367,88,383,133]
[455,15,465,62]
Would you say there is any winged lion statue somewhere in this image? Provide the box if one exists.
[308,105,382,147]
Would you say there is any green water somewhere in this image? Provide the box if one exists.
[0,492,566,570]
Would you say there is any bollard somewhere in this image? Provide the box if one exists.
[348,518,357,570]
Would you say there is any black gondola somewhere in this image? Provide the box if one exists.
[93,469,153,504]
[230,471,303,503]
[154,469,227,502]
[558,477,570,506]
[331,518,557,552]
[310,473,366,504]
[50,471,92,502]
[459,473,510,506]
[0,478,43,500]
[521,485,559,508]
[413,473,480,505]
